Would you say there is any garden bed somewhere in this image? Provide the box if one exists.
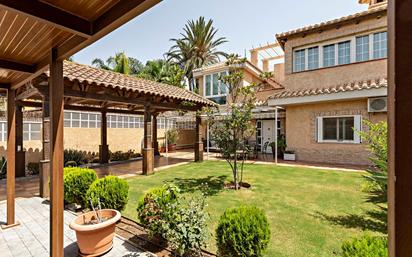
[116,217,216,257]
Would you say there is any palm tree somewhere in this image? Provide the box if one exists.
[167,16,227,91]
[138,59,184,88]
[92,52,138,75]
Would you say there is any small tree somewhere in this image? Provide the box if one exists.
[358,120,387,203]
[207,55,270,189]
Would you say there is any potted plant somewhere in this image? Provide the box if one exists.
[283,150,296,161]
[166,129,179,152]
[69,208,121,256]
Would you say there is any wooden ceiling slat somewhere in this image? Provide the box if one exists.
[0,0,92,37]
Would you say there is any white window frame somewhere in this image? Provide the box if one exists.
[292,29,387,73]
[203,71,228,104]
[23,122,42,141]
[316,115,362,144]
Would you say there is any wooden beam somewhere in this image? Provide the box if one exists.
[388,1,412,256]
[250,42,281,52]
[152,113,159,156]
[49,48,64,257]
[143,105,154,175]
[15,86,39,101]
[0,58,35,73]
[194,115,203,162]
[4,89,17,228]
[40,95,50,198]
[99,110,109,164]
[262,55,285,62]
[0,0,92,37]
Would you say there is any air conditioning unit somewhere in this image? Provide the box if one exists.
[368,97,388,113]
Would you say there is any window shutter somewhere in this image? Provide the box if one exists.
[316,117,323,143]
[354,115,362,144]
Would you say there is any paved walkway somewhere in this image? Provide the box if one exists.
[0,197,155,257]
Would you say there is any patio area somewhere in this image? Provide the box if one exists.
[0,197,155,257]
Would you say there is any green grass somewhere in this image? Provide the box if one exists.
[123,161,386,257]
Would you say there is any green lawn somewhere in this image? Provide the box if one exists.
[123,161,386,257]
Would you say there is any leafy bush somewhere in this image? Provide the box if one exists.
[86,175,129,211]
[0,156,6,179]
[64,167,97,207]
[358,120,388,202]
[27,162,40,175]
[137,184,180,236]
[216,205,270,257]
[341,235,388,257]
[109,150,139,162]
[166,129,179,145]
[163,195,208,257]
[64,149,85,166]
[137,184,208,256]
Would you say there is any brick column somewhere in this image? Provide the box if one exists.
[152,113,160,156]
[99,110,109,164]
[143,106,154,175]
[194,115,203,162]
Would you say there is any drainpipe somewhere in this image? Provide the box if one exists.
[207,121,210,160]
[165,117,168,158]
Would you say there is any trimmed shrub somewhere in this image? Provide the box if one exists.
[137,184,180,236]
[216,205,270,257]
[86,175,129,211]
[64,149,85,166]
[341,235,388,257]
[27,162,40,175]
[63,167,97,207]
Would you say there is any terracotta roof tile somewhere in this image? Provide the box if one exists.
[276,5,387,40]
[269,78,387,100]
[45,61,216,107]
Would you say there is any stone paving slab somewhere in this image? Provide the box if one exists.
[0,197,155,257]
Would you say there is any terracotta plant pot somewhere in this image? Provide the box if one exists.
[69,209,121,257]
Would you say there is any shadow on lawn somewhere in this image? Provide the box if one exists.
[166,175,228,196]
[315,207,387,234]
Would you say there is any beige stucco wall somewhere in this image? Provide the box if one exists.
[281,12,387,90]
[285,99,386,165]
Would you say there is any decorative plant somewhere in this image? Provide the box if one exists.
[340,235,388,257]
[358,120,387,203]
[86,175,129,211]
[64,167,97,207]
[269,135,286,158]
[27,162,40,175]
[137,184,209,256]
[216,205,270,257]
[166,129,179,145]
[64,149,86,167]
[206,54,270,189]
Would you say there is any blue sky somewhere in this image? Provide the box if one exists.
[73,0,367,65]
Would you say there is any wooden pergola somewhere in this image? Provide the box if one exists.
[0,1,202,256]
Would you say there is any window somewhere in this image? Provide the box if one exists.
[0,122,6,141]
[308,47,319,70]
[373,31,387,59]
[356,35,370,62]
[293,49,305,72]
[23,123,41,141]
[323,44,335,67]
[317,116,362,143]
[338,41,351,65]
[204,72,228,104]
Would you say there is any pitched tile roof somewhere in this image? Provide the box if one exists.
[269,78,387,99]
[46,61,216,106]
[276,5,387,42]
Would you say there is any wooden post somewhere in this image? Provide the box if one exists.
[40,95,50,197]
[99,110,109,164]
[152,113,159,156]
[15,104,25,177]
[194,115,203,162]
[49,48,64,257]
[388,1,412,256]
[143,106,154,175]
[3,89,19,229]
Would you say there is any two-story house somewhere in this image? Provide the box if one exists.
[267,0,387,165]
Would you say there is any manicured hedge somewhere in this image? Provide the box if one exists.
[341,235,388,257]
[63,167,97,207]
[86,175,129,211]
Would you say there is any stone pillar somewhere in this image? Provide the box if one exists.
[152,113,160,156]
[143,106,154,175]
[250,50,258,66]
[99,110,109,164]
[15,104,25,177]
[40,95,50,198]
[194,115,203,162]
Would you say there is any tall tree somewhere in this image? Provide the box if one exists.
[167,16,227,91]
[138,59,184,88]
[92,52,139,75]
